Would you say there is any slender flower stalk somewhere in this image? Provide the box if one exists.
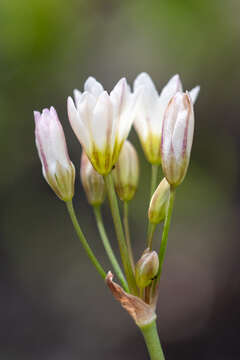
[147,163,159,239]
[93,204,129,292]
[123,201,135,272]
[150,164,159,198]
[104,173,138,294]
[147,223,157,250]
[66,200,106,279]
[152,187,175,294]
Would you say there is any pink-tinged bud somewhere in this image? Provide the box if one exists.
[161,92,194,187]
[148,178,170,224]
[80,151,106,206]
[135,248,159,289]
[34,107,75,201]
[113,140,139,201]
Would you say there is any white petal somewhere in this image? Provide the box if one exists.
[172,93,193,161]
[73,89,82,106]
[121,88,144,140]
[189,85,200,104]
[134,72,159,104]
[134,113,149,141]
[67,97,91,152]
[84,76,104,98]
[158,74,183,116]
[110,78,130,116]
[91,91,113,149]
[134,72,158,94]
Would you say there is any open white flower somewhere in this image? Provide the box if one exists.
[133,72,199,164]
[161,91,194,187]
[68,77,141,175]
[34,107,75,201]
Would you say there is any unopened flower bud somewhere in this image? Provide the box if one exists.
[148,178,170,224]
[135,249,159,289]
[113,140,139,201]
[34,107,75,201]
[161,91,195,187]
[80,151,105,206]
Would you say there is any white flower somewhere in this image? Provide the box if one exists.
[34,107,75,201]
[133,72,199,164]
[161,91,194,186]
[113,140,139,201]
[68,77,141,175]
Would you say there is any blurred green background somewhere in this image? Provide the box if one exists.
[1,0,240,359]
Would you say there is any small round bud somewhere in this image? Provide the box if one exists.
[80,151,106,206]
[148,178,170,224]
[135,248,159,289]
[113,140,139,201]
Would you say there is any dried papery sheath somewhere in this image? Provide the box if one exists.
[106,272,156,326]
[148,177,170,224]
[135,249,159,289]
[80,151,105,206]
[133,72,199,165]
[113,140,139,201]
[161,91,194,187]
[68,77,142,175]
[34,107,75,201]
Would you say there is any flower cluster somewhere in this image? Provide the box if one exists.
[34,73,199,359]
[34,73,198,202]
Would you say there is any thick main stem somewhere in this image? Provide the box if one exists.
[66,200,106,280]
[93,205,129,292]
[139,320,165,360]
[123,201,135,272]
[104,173,138,295]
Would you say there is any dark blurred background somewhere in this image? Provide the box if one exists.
[1,0,240,359]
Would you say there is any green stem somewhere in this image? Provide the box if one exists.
[152,187,175,293]
[150,164,159,198]
[147,223,157,250]
[139,320,165,360]
[123,201,135,272]
[66,200,106,280]
[93,205,129,292]
[104,173,138,295]
[147,164,159,238]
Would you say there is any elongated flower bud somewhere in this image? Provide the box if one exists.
[148,178,170,224]
[34,107,75,201]
[113,140,139,201]
[135,248,159,289]
[80,151,105,206]
[161,92,194,187]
